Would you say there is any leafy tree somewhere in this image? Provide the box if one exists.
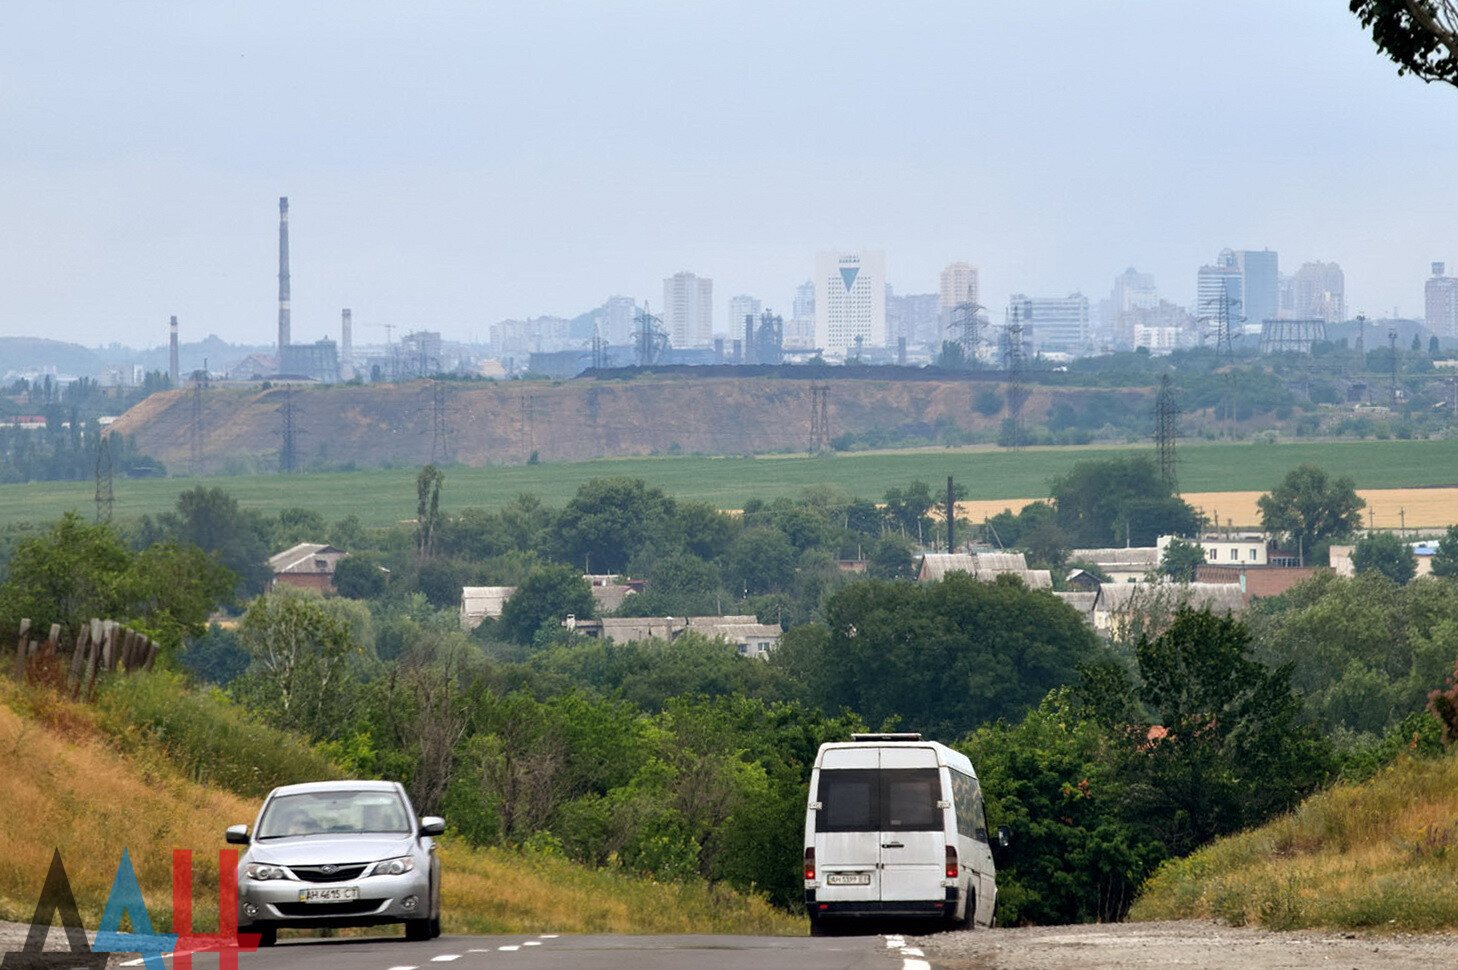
[867,535,916,580]
[1430,524,1458,577]
[178,623,250,685]
[1352,531,1418,584]
[1246,571,1458,736]
[1051,457,1202,547]
[273,507,328,547]
[1121,608,1332,856]
[800,574,1106,738]
[1256,464,1365,565]
[974,387,1003,417]
[551,477,676,574]
[1159,539,1206,583]
[415,464,445,560]
[0,511,131,636]
[122,540,237,648]
[333,553,389,599]
[1351,0,1458,88]
[721,528,797,597]
[141,486,272,594]
[234,589,360,738]
[499,564,595,645]
[881,480,937,538]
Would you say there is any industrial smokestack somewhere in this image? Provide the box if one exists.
[278,196,291,349]
[341,308,353,367]
[169,316,180,386]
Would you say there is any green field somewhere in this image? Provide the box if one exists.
[3,438,1458,530]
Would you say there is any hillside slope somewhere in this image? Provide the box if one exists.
[1129,748,1458,930]
[106,377,1141,472]
[0,681,798,936]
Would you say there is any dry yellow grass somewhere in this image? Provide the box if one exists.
[957,487,1458,532]
[0,681,801,937]
[1131,749,1458,930]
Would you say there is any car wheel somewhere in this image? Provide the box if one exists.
[247,924,277,948]
[430,916,441,939]
[808,913,832,937]
[405,918,432,942]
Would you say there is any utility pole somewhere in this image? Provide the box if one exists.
[946,476,957,553]
[94,433,113,523]
[1004,305,1026,450]
[808,384,830,454]
[1389,328,1400,406]
[278,388,301,473]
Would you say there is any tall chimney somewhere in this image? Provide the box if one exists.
[341,308,353,367]
[278,196,291,349]
[169,316,180,386]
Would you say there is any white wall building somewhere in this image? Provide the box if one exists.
[662,271,713,348]
[815,250,887,354]
[1007,293,1091,354]
[728,294,761,343]
[939,262,979,312]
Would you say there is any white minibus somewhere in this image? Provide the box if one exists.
[803,733,999,934]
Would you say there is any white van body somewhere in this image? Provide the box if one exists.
[803,733,996,932]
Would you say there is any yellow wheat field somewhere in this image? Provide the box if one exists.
[958,488,1458,533]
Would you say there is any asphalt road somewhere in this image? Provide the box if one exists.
[117,934,925,970]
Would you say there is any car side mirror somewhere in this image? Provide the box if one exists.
[996,825,1012,849]
[419,816,445,837]
[225,824,250,845]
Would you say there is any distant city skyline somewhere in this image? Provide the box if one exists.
[3,2,1457,350]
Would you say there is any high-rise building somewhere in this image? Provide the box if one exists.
[939,262,980,312]
[1427,262,1458,338]
[886,288,941,350]
[662,272,713,347]
[1237,250,1279,330]
[1284,262,1346,324]
[728,295,762,341]
[1197,249,1244,336]
[815,250,886,353]
[1006,293,1092,354]
[1108,268,1158,349]
[788,281,816,349]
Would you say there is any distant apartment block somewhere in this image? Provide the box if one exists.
[787,280,816,348]
[1237,249,1279,329]
[728,294,761,343]
[1427,262,1458,339]
[815,250,887,354]
[938,262,979,312]
[1006,293,1092,354]
[885,288,941,350]
[663,271,713,348]
[1107,267,1158,349]
[1283,261,1346,323]
[1197,249,1244,336]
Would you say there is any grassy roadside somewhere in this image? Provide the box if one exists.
[1130,747,1458,930]
[0,677,801,937]
[4,437,1458,530]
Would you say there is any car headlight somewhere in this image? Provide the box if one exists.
[245,863,289,881]
[370,856,415,877]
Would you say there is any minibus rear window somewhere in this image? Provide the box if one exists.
[816,768,942,832]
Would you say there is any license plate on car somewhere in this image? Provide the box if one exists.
[298,887,360,903]
[826,873,871,886]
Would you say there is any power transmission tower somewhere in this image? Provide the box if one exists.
[1003,307,1026,450]
[591,324,608,370]
[948,288,985,369]
[188,373,206,476]
[520,392,535,461]
[1389,327,1400,406]
[430,381,452,464]
[277,388,302,473]
[1154,375,1180,492]
[94,433,113,523]
[635,304,669,367]
[808,384,830,453]
[1201,291,1242,436]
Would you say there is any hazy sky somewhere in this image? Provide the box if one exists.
[3,1,1456,350]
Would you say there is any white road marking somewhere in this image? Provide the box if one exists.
[119,960,146,967]
[539,934,559,939]
[498,945,520,951]
[523,941,541,946]
[430,957,461,962]
[465,949,495,953]
[884,935,905,948]
[903,961,931,970]
[386,965,418,970]
[902,947,924,956]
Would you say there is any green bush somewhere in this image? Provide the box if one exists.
[96,671,339,798]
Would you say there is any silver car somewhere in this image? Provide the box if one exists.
[227,780,444,946]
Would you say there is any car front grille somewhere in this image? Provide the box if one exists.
[274,899,385,917]
[290,865,369,882]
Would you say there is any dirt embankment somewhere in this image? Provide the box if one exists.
[107,378,1131,473]
[917,920,1458,970]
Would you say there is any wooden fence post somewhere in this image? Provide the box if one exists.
[13,619,29,682]
[68,625,90,693]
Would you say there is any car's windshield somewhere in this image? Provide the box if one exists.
[257,790,410,839]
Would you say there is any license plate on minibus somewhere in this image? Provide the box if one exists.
[299,887,360,903]
[826,873,871,886]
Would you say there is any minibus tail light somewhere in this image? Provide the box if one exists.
[804,847,816,881]
[945,845,959,879]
